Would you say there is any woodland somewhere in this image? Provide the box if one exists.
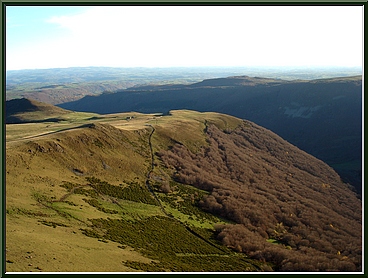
[158,122,362,271]
[5,73,362,272]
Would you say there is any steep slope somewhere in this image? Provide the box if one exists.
[158,119,361,271]
[6,123,158,272]
[59,75,362,193]
[6,109,361,272]
[5,111,263,272]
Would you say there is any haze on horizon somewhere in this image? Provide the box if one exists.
[6,5,363,71]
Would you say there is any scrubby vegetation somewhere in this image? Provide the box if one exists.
[55,175,265,271]
[158,122,362,271]
[39,220,69,228]
[82,198,118,214]
[155,181,219,224]
[86,177,157,205]
[6,105,361,272]
[58,176,264,271]
[81,216,262,272]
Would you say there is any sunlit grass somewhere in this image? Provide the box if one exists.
[5,109,264,272]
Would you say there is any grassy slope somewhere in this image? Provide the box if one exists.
[57,76,362,194]
[6,109,264,272]
[6,114,152,271]
[7,106,361,272]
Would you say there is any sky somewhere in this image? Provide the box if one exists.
[6,5,364,71]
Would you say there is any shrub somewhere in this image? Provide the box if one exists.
[158,122,362,271]
[86,177,157,205]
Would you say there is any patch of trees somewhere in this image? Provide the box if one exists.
[81,216,261,272]
[158,121,362,271]
[86,177,157,205]
[82,198,118,214]
[157,181,219,223]
[58,75,362,193]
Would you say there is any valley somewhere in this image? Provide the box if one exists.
[5,101,362,272]
[58,75,363,194]
[6,66,361,105]
[5,0,364,272]
[6,68,363,194]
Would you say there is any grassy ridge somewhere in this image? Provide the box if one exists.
[6,109,268,272]
[6,107,360,272]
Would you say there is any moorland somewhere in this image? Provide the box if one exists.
[5,99,362,272]
[7,68,362,193]
[57,74,363,194]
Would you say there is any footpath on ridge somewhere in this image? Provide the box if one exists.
[144,124,232,255]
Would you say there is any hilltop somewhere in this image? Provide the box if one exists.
[58,75,363,194]
[5,98,72,124]
[6,103,362,272]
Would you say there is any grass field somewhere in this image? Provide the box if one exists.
[6,109,267,272]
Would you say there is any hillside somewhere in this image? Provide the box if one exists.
[5,98,72,124]
[58,75,362,194]
[5,105,362,272]
[6,67,271,105]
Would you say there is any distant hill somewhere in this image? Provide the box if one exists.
[6,108,361,272]
[58,75,363,194]
[5,67,268,105]
[6,66,362,105]
[5,98,71,123]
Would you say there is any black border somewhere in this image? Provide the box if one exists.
[1,1,366,277]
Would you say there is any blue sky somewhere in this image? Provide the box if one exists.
[6,5,364,70]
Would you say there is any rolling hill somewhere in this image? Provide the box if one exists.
[5,98,104,127]
[5,98,71,124]
[58,75,363,194]
[6,67,362,105]
[5,100,362,272]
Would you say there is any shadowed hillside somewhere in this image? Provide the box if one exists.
[6,98,71,123]
[6,107,361,272]
[59,75,362,193]
[158,120,361,271]
[6,66,362,104]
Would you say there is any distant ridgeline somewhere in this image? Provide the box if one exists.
[59,75,362,194]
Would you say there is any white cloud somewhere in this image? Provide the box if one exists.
[7,5,363,70]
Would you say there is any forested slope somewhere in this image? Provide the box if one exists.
[158,120,362,271]
[59,76,362,193]
[6,105,361,272]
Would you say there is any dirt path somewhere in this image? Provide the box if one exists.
[144,125,167,214]
[6,124,88,145]
[144,125,228,254]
